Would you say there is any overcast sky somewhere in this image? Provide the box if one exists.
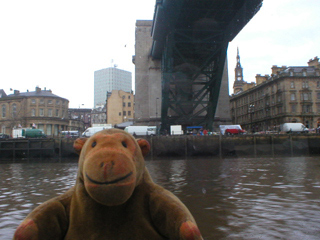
[0,0,319,108]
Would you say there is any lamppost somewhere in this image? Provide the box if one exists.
[78,104,84,133]
[156,97,159,121]
[249,104,255,133]
[265,108,269,131]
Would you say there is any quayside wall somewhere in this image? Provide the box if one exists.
[1,134,320,162]
[144,134,320,160]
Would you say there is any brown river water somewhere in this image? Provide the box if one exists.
[1,157,320,239]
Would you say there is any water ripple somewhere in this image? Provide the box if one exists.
[1,158,320,239]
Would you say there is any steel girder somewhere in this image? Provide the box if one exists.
[160,29,228,132]
[155,0,263,132]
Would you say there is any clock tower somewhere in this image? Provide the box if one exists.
[233,47,245,94]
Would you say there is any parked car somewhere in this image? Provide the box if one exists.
[0,133,9,139]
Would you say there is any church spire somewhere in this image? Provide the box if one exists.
[233,47,244,94]
[236,47,241,68]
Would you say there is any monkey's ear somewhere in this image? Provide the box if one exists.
[73,138,88,155]
[136,138,150,157]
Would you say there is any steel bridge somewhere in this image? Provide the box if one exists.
[150,0,263,131]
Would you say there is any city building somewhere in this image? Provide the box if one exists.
[68,108,92,133]
[94,67,132,107]
[0,87,69,136]
[106,90,134,126]
[91,103,106,126]
[230,56,320,132]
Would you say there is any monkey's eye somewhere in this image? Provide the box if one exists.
[122,141,127,148]
[92,141,97,148]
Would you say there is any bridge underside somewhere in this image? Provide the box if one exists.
[151,0,263,131]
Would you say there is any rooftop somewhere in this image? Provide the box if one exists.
[1,87,67,100]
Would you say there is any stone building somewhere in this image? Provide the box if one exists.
[106,90,134,126]
[91,104,106,126]
[0,87,69,136]
[230,57,320,132]
[68,108,92,133]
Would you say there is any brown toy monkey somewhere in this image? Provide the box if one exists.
[13,128,203,240]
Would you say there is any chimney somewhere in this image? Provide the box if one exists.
[36,87,41,93]
[14,90,20,95]
[271,65,286,75]
[255,74,268,85]
[308,56,319,68]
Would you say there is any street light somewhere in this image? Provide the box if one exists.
[156,98,159,120]
[78,104,84,133]
[249,104,255,133]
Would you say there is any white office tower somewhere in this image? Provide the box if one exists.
[94,67,132,107]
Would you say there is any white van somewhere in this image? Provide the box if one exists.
[170,125,183,135]
[82,126,112,137]
[280,123,309,133]
[124,126,156,136]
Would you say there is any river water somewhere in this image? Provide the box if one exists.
[1,157,320,240]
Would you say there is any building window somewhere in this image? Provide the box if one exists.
[39,108,44,116]
[128,96,131,99]
[302,105,312,113]
[317,104,320,113]
[123,111,126,116]
[277,95,281,102]
[128,102,131,107]
[128,111,131,116]
[2,105,6,118]
[290,93,296,101]
[56,100,60,105]
[301,93,311,101]
[31,109,35,116]
[48,100,53,105]
[123,102,126,107]
[290,81,295,88]
[119,112,121,116]
[56,109,59,117]
[31,99,36,104]
[40,99,45,105]
[12,104,17,117]
[317,92,320,100]
[317,81,320,88]
[302,81,309,89]
[48,109,52,117]
[291,104,296,113]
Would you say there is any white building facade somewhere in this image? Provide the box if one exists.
[94,67,132,107]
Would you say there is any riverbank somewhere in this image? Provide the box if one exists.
[1,134,320,162]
